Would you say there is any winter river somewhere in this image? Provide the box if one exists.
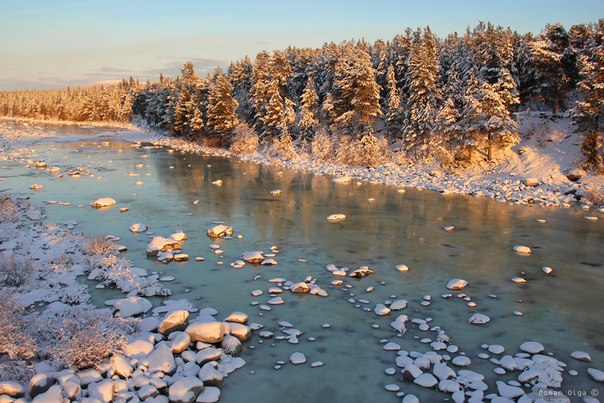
[1,125,603,402]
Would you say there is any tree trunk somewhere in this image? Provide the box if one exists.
[487,132,493,161]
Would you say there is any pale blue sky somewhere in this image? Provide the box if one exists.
[1,0,602,90]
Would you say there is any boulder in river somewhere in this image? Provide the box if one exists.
[90,197,116,208]
[146,236,183,256]
[207,224,234,238]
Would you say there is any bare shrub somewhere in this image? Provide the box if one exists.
[230,123,259,155]
[0,196,19,223]
[40,307,131,369]
[85,236,115,256]
[269,134,298,161]
[0,292,36,360]
[311,127,334,162]
[0,360,34,383]
[0,254,32,287]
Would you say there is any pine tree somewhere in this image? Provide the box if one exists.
[572,25,604,173]
[385,64,403,139]
[207,69,239,142]
[299,76,319,139]
[403,27,442,155]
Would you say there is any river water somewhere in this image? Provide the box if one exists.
[1,126,602,402]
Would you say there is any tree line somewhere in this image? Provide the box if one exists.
[0,20,602,171]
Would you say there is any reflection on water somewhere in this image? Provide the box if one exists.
[2,135,603,402]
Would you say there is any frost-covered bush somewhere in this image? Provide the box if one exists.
[39,307,132,369]
[311,127,334,162]
[0,292,36,360]
[230,123,259,155]
[0,254,32,287]
[85,236,115,256]
[334,131,388,167]
[0,360,34,383]
[269,134,298,161]
[0,196,19,223]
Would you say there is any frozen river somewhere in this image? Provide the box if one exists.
[1,126,602,402]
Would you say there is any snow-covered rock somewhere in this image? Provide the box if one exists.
[0,382,24,398]
[389,299,408,310]
[290,352,307,365]
[468,313,491,325]
[290,282,310,293]
[90,197,116,208]
[88,379,114,402]
[374,304,390,316]
[195,386,221,403]
[570,351,591,362]
[227,322,251,342]
[513,245,532,255]
[414,373,438,388]
[110,354,132,378]
[224,311,248,324]
[159,310,190,335]
[113,296,152,317]
[519,341,544,354]
[171,332,191,354]
[587,368,604,382]
[326,214,346,222]
[168,377,204,403]
[206,224,234,238]
[29,374,55,398]
[185,321,228,343]
[146,343,176,374]
[146,236,182,256]
[221,334,243,355]
[241,250,264,263]
[198,362,224,387]
[169,231,188,241]
[130,223,148,233]
[446,278,468,290]
[31,385,62,403]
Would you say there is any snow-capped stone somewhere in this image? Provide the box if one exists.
[374,304,391,316]
[389,299,408,310]
[195,347,222,366]
[496,381,525,399]
[511,277,526,284]
[513,245,532,255]
[403,364,423,380]
[542,266,553,274]
[211,179,223,186]
[171,332,191,354]
[241,251,264,263]
[261,258,278,265]
[270,189,282,196]
[228,322,251,342]
[390,314,408,334]
[488,345,505,355]
[326,214,346,222]
[311,361,324,368]
[30,183,44,191]
[174,253,189,262]
[446,279,468,290]
[138,384,159,400]
[414,373,438,388]
[29,374,55,398]
[566,168,584,182]
[570,351,591,362]
[88,379,114,402]
[90,197,116,208]
[125,339,154,357]
[185,321,228,343]
[395,264,409,272]
[433,363,456,381]
[159,310,190,335]
[267,297,284,305]
[290,352,307,365]
[0,382,24,398]
[519,341,544,354]
[468,313,490,325]
[383,342,401,351]
[146,343,176,374]
[452,356,471,367]
[110,354,132,378]
[587,368,604,382]
[130,223,148,233]
[146,236,182,256]
[113,296,152,317]
[222,334,243,355]
[224,311,248,324]
[402,395,420,403]
[168,377,204,403]
[31,385,62,403]
[198,362,224,387]
[207,224,234,238]
[169,231,188,242]
[290,282,310,293]
[195,386,221,403]
[438,379,461,393]
[349,266,374,278]
[523,178,540,187]
[384,384,400,392]
[77,369,102,386]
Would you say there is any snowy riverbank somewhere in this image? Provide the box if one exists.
[151,112,604,209]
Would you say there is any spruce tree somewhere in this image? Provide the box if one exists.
[207,69,239,143]
[299,76,319,140]
[385,64,403,139]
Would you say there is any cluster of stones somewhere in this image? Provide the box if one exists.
[145,232,189,264]
[0,308,254,402]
